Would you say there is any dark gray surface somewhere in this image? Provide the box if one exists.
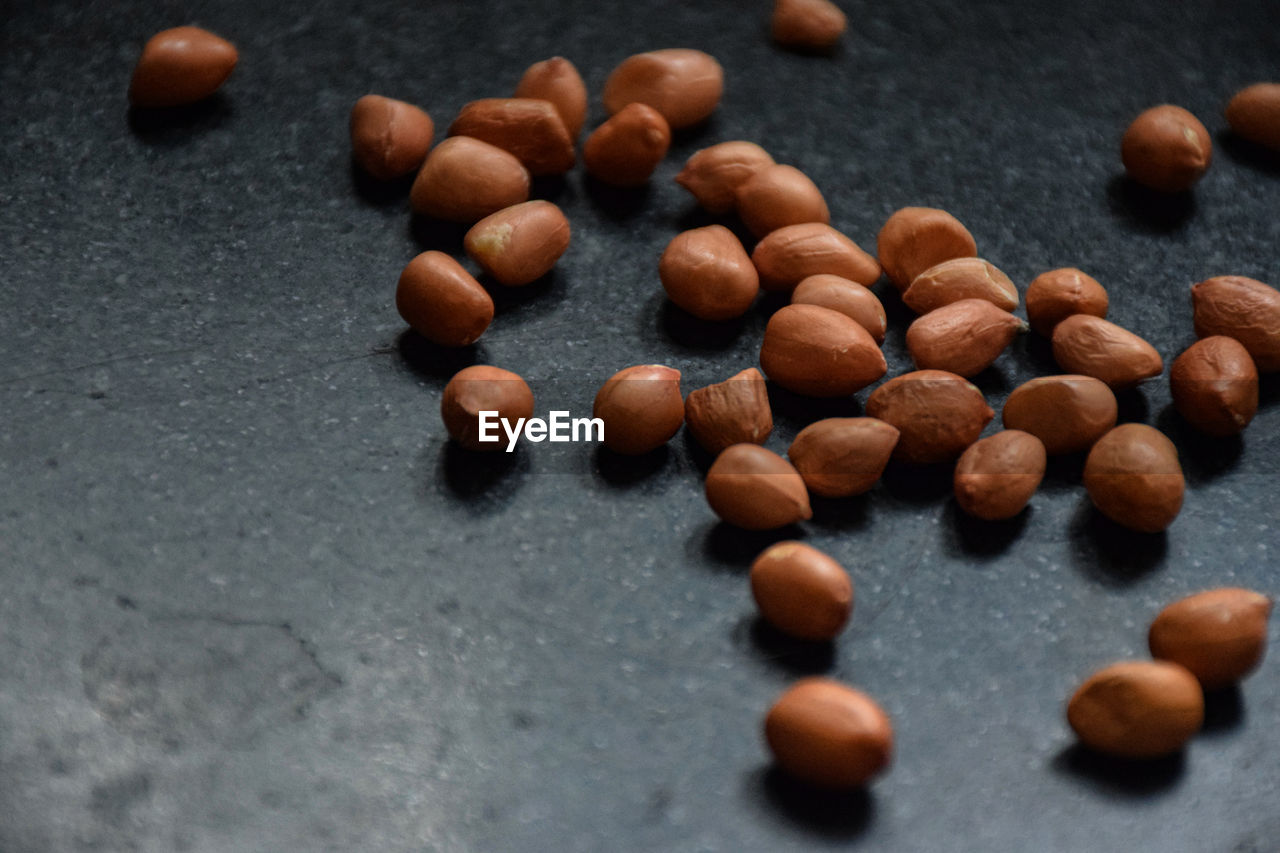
[2,0,1279,850]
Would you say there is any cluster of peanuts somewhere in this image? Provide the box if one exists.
[127,9,1277,792]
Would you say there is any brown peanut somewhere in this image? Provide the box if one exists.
[865,370,994,464]
[395,251,494,347]
[902,257,1019,314]
[1083,424,1184,533]
[583,102,671,187]
[675,141,775,214]
[1170,336,1258,437]
[447,98,575,175]
[877,207,977,292]
[602,49,724,129]
[463,201,571,287]
[1067,661,1204,759]
[792,275,887,343]
[1025,268,1109,336]
[515,57,588,139]
[128,26,238,108]
[788,417,899,498]
[771,0,847,52]
[735,164,830,238]
[349,95,435,181]
[953,431,1046,521]
[684,368,773,454]
[1001,375,1117,455]
[759,304,886,397]
[705,444,812,530]
[660,226,759,320]
[1191,275,1280,371]
[905,298,1026,377]
[1052,314,1164,389]
[593,365,684,455]
[440,366,535,451]
[751,543,853,641]
[765,679,893,788]
[1149,588,1272,690]
[1225,83,1280,150]
[752,223,881,292]
[410,137,531,223]
[1121,104,1212,192]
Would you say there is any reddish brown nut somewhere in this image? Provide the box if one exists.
[463,201,571,287]
[705,444,812,529]
[953,431,1046,521]
[865,370,994,464]
[410,137,531,223]
[583,102,672,187]
[660,225,759,321]
[902,258,1019,314]
[792,275,887,343]
[684,368,773,454]
[760,304,886,397]
[128,26,237,108]
[602,48,724,129]
[1067,661,1204,759]
[593,365,684,455]
[1170,336,1258,437]
[515,56,588,139]
[1225,83,1280,150]
[876,207,977,292]
[1052,314,1164,389]
[675,141,775,214]
[1083,424,1184,533]
[905,299,1026,377]
[1191,275,1280,372]
[395,251,494,347]
[1121,104,1212,192]
[771,0,847,52]
[447,98,575,175]
[752,223,881,292]
[349,95,435,181]
[440,366,535,451]
[1001,375,1117,455]
[765,679,893,788]
[788,417,899,498]
[751,543,853,641]
[1149,588,1273,690]
[1025,268,1109,336]
[735,164,830,238]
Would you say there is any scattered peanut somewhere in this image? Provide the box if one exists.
[1121,104,1212,192]
[410,136,531,223]
[788,417,899,497]
[759,304,886,397]
[1225,83,1280,150]
[877,207,977,292]
[395,251,494,347]
[902,257,1018,314]
[660,225,759,321]
[751,542,853,641]
[705,444,812,530]
[735,164,830,238]
[953,430,1046,521]
[1170,336,1258,437]
[1083,424,1184,533]
[515,57,588,139]
[684,368,773,454]
[448,98,575,175]
[441,366,535,450]
[1051,314,1164,389]
[349,95,435,181]
[905,298,1026,377]
[791,274,887,343]
[752,223,881,292]
[1149,588,1272,690]
[463,201,571,287]
[866,370,994,464]
[1191,275,1280,372]
[593,365,685,455]
[1025,268,1109,337]
[675,141,775,214]
[1067,661,1204,759]
[603,49,724,129]
[128,26,238,108]
[1001,375,1117,455]
[583,102,672,187]
[765,679,893,788]
[771,0,847,52]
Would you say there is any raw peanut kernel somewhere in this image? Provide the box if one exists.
[1067,661,1204,759]
[905,298,1026,377]
[684,368,773,455]
[705,444,811,530]
[759,304,886,397]
[395,251,494,347]
[902,257,1019,314]
[128,26,238,108]
[441,366,534,451]
[792,275,887,343]
[752,223,881,292]
[1225,83,1280,150]
[866,370,994,464]
[1001,375,1117,455]
[350,95,435,181]
[593,365,684,455]
[765,679,893,788]
[953,430,1046,521]
[771,0,848,53]
[1170,336,1258,437]
[515,57,588,139]
[448,98,575,175]
[583,102,672,187]
[1083,424,1184,533]
[1051,314,1163,389]
[877,207,977,292]
[463,201,571,287]
[788,417,899,498]
[1149,588,1273,690]
[735,164,830,238]
[1121,104,1212,192]
[1025,268,1109,336]
[751,543,853,641]
[675,141,775,214]
[603,49,724,129]
[410,137,531,223]
[1191,275,1280,372]
[660,226,759,321]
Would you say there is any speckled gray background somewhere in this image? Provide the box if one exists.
[2,0,1278,850]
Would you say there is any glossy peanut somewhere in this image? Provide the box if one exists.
[765,679,893,788]
[660,226,759,321]
[705,444,812,530]
[515,57,588,138]
[905,299,1026,377]
[865,370,993,464]
[128,26,237,108]
[1170,336,1258,436]
[1001,375,1117,455]
[1149,588,1272,690]
[751,543,852,641]
[1083,424,1184,533]
[1121,104,1212,192]
[760,304,886,397]
[675,141,775,214]
[1067,661,1204,758]
[593,365,684,455]
[410,137,531,223]
[792,275,886,343]
[603,49,723,129]
[752,223,881,292]
[772,0,847,52]
[788,417,899,498]
[735,164,830,238]
[463,201,571,287]
[441,366,535,450]
[1025,268,1109,336]
[953,430,1046,520]
[395,251,494,347]
[877,207,977,291]
[1225,83,1280,150]
[583,102,671,187]
[902,258,1018,314]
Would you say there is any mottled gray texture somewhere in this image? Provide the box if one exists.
[1,0,1278,851]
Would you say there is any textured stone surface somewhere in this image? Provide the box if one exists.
[1,0,1278,850]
